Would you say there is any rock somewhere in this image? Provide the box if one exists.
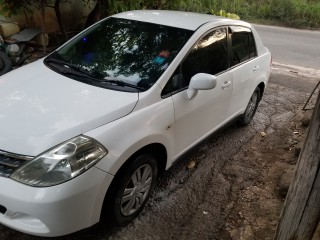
[283,146,290,151]
[261,132,266,137]
[240,225,254,240]
[0,23,19,37]
[187,161,196,169]
[230,226,254,240]
[279,166,295,197]
[301,112,312,127]
[271,220,278,226]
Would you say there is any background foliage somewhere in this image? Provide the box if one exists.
[0,0,320,31]
[104,0,320,28]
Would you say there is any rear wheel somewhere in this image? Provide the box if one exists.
[105,153,158,225]
[239,87,261,125]
[0,51,12,76]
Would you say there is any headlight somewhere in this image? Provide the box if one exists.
[10,136,107,187]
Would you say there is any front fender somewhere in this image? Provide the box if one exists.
[85,96,175,175]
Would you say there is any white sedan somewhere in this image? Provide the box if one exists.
[0,10,271,236]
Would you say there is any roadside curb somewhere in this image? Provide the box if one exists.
[272,62,320,79]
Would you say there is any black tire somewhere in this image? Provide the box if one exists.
[0,51,12,76]
[104,153,158,226]
[239,87,261,125]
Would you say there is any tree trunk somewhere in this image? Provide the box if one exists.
[54,0,68,41]
[41,0,46,53]
[274,91,320,239]
[23,9,30,27]
[85,0,102,28]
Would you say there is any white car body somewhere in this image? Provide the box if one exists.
[0,10,271,236]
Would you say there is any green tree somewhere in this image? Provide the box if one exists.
[84,0,182,27]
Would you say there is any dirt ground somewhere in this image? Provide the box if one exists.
[0,65,319,240]
[220,101,311,240]
[108,67,319,240]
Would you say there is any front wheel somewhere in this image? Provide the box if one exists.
[104,153,158,226]
[239,87,261,125]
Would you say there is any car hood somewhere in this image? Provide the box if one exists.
[0,60,138,156]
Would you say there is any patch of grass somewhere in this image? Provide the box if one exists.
[164,0,320,29]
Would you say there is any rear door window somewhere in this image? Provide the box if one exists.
[230,26,257,66]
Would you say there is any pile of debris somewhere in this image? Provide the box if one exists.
[0,22,49,76]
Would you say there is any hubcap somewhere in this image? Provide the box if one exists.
[120,164,153,216]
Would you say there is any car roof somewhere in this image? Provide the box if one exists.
[112,10,238,31]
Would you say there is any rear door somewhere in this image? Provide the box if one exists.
[162,27,233,158]
[228,26,260,117]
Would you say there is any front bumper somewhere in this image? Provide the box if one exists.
[0,167,113,237]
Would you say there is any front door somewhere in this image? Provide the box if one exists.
[163,27,233,158]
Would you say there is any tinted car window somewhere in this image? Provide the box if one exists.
[162,28,228,96]
[46,18,193,91]
[181,28,228,86]
[248,33,257,58]
[162,67,181,96]
[231,29,257,65]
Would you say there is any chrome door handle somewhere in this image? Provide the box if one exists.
[253,66,260,72]
[222,81,232,89]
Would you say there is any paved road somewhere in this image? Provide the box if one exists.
[254,24,320,70]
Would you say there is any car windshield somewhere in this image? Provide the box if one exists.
[45,17,193,91]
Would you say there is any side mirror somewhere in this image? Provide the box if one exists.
[187,73,217,99]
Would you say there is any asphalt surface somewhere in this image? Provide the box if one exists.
[254,24,320,70]
[0,67,319,240]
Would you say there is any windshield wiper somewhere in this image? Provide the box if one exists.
[45,57,146,91]
[46,59,99,82]
[45,58,100,80]
[101,77,146,91]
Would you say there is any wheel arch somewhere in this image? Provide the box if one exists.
[257,82,265,100]
[100,142,167,222]
[104,142,168,199]
[121,143,168,176]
